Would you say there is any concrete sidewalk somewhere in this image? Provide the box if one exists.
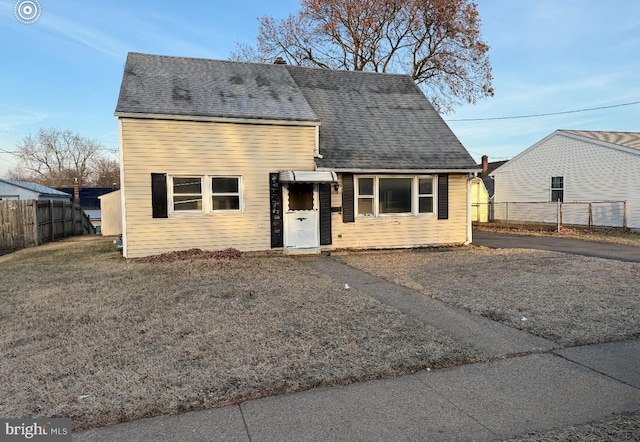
[75,256,640,441]
[76,339,640,441]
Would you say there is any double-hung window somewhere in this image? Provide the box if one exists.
[551,176,563,202]
[211,177,240,210]
[356,176,435,217]
[357,178,375,215]
[172,177,203,211]
[418,178,434,213]
[170,175,242,214]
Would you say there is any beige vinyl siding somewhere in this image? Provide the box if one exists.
[98,190,122,236]
[120,118,315,258]
[327,174,468,249]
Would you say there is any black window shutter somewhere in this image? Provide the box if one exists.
[151,173,168,218]
[319,183,332,245]
[269,173,284,248]
[342,174,355,223]
[437,174,449,220]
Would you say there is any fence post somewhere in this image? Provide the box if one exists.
[556,200,561,232]
[623,201,627,229]
[588,203,592,229]
[49,200,55,242]
[506,202,509,227]
[30,201,38,246]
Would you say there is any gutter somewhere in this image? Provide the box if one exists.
[114,112,321,128]
[318,167,482,174]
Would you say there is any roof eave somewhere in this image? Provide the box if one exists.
[114,112,321,127]
[318,167,481,174]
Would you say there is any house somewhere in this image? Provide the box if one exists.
[491,130,640,229]
[114,52,480,258]
[56,186,118,233]
[479,155,508,199]
[0,178,71,202]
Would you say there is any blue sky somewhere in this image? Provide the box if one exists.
[1,0,639,176]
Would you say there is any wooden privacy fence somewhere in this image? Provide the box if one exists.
[0,200,94,250]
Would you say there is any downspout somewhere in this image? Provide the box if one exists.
[314,125,322,160]
[465,173,472,245]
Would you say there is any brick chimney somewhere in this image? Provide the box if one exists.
[481,155,489,175]
[274,57,287,65]
[73,178,80,205]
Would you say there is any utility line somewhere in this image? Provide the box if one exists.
[446,100,640,122]
[0,147,20,156]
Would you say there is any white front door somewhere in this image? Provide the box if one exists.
[284,183,319,249]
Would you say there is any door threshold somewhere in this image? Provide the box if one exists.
[284,247,321,255]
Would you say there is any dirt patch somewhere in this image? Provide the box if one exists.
[0,237,479,430]
[133,248,242,263]
[337,248,640,346]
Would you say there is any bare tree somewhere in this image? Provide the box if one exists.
[92,158,120,188]
[232,0,493,113]
[7,128,118,188]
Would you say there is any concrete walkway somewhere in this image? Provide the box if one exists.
[75,256,640,441]
[473,231,640,263]
[300,255,555,358]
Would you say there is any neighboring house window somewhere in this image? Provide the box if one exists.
[551,176,564,202]
[212,177,240,210]
[173,177,203,211]
[170,175,242,214]
[355,176,435,217]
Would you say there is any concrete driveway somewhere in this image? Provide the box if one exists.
[473,231,640,263]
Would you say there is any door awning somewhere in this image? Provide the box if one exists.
[279,171,338,183]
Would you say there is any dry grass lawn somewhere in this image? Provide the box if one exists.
[337,248,640,346]
[505,411,640,441]
[0,237,478,430]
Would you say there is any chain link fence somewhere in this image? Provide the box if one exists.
[472,201,627,229]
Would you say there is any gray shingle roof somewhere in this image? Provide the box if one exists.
[116,52,477,170]
[116,53,319,122]
[0,179,72,197]
[285,65,477,170]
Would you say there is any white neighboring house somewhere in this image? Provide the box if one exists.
[491,130,640,229]
[0,179,72,202]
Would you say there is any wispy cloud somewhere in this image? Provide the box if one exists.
[0,110,49,132]
[38,12,128,60]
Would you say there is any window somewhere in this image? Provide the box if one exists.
[173,177,202,211]
[170,175,242,214]
[551,176,563,202]
[357,177,374,215]
[355,176,435,217]
[212,177,240,210]
[418,178,434,213]
[379,178,412,214]
[288,183,314,210]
